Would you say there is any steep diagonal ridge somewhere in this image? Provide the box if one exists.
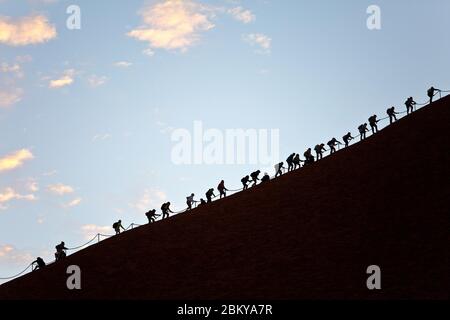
[1,97,449,299]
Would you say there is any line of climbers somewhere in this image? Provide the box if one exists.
[139,88,444,223]
[25,86,445,272]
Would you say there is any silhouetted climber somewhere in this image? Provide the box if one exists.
[286,153,296,172]
[241,175,250,190]
[161,202,174,219]
[387,106,399,124]
[428,86,440,103]
[304,148,315,165]
[113,219,125,234]
[314,144,326,160]
[358,123,369,140]
[261,173,270,183]
[55,241,67,261]
[199,198,207,206]
[368,115,379,134]
[405,97,417,115]
[186,193,195,210]
[250,170,261,186]
[327,138,342,154]
[32,257,45,271]
[218,180,228,199]
[293,154,302,169]
[275,162,285,177]
[206,188,215,203]
[145,209,159,223]
[342,132,354,148]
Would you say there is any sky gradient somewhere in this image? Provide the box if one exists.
[1,0,449,281]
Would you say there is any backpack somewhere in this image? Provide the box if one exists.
[161,203,167,210]
[112,222,118,229]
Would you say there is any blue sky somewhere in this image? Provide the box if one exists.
[1,0,449,281]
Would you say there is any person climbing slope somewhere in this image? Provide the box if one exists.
[217,180,228,199]
[342,132,354,148]
[161,202,174,219]
[358,123,369,140]
[250,170,261,186]
[186,193,195,210]
[275,162,285,177]
[145,209,159,223]
[241,175,250,190]
[206,188,216,203]
[113,220,125,234]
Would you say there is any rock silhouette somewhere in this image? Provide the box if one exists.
[0,96,449,300]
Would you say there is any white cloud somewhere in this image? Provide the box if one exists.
[243,33,272,54]
[0,56,31,107]
[64,197,82,208]
[0,244,35,266]
[92,133,111,142]
[114,61,133,68]
[81,224,111,240]
[49,69,75,89]
[0,87,23,107]
[228,6,255,24]
[131,189,167,212]
[0,244,14,257]
[47,183,74,195]
[0,187,37,210]
[0,62,22,77]
[127,0,215,52]
[142,48,155,57]
[26,179,39,192]
[87,75,108,88]
[0,15,56,46]
[0,149,33,172]
[0,54,33,108]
